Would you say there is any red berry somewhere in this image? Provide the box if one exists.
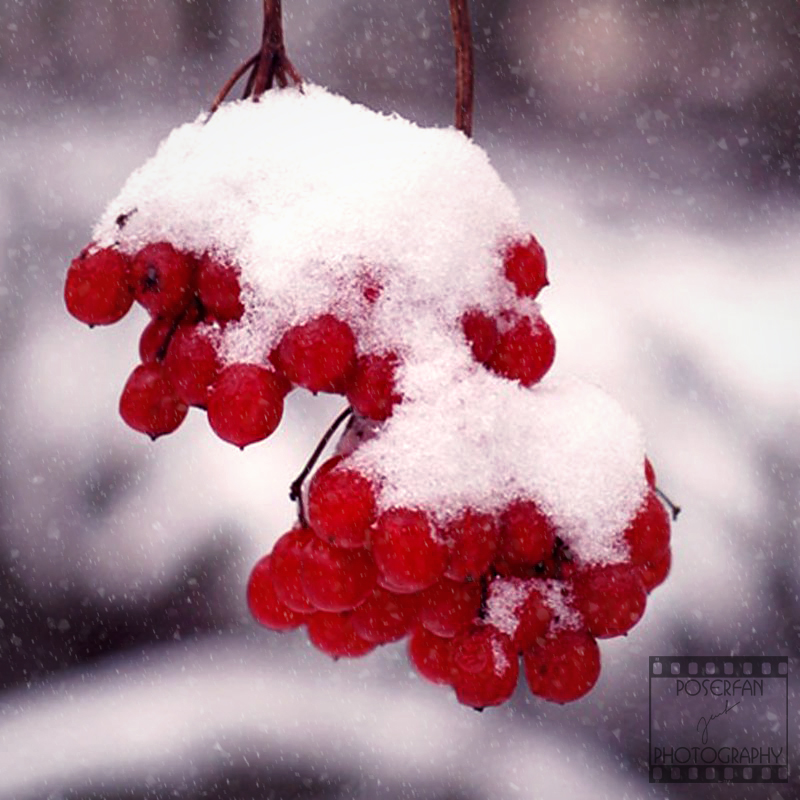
[461,309,498,364]
[418,578,481,638]
[503,236,548,299]
[275,315,356,393]
[644,457,656,488]
[408,626,455,685]
[247,555,308,631]
[371,509,448,593]
[349,587,421,643]
[163,324,221,408]
[496,501,557,571]
[311,455,344,482]
[489,314,556,387]
[451,626,519,708]
[131,243,195,318]
[554,551,580,582]
[139,317,174,363]
[270,528,316,613]
[207,364,285,448]
[638,548,671,593]
[376,571,418,594]
[523,630,601,704]
[346,353,401,421]
[572,564,647,639]
[512,587,554,651]
[307,465,376,549]
[443,509,499,582]
[306,612,376,658]
[197,253,245,322]
[119,363,188,439]
[300,537,377,612]
[64,247,134,326]
[624,490,671,566]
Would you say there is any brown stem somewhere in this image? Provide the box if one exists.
[656,487,682,521]
[209,52,260,114]
[289,407,354,527]
[209,0,301,116]
[249,0,302,98]
[448,0,474,137]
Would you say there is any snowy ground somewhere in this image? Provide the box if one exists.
[1,93,798,799]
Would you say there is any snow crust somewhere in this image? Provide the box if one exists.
[350,368,645,564]
[485,578,529,636]
[94,85,646,567]
[95,85,522,358]
[486,578,582,636]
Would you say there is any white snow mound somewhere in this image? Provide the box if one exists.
[95,85,522,358]
[94,85,647,566]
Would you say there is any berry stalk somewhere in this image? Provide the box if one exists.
[448,0,474,137]
[209,0,301,116]
[289,407,354,527]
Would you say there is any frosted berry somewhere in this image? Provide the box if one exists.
[164,324,221,407]
[119,363,188,439]
[307,464,376,549]
[349,587,421,643]
[139,317,174,363]
[496,500,557,572]
[461,309,498,365]
[270,528,316,613]
[131,242,195,319]
[489,313,556,387]
[511,587,554,651]
[523,629,601,704]
[503,236,548,299]
[247,554,308,631]
[197,253,245,322]
[307,612,376,658]
[418,578,481,638]
[451,626,519,709]
[408,626,454,685]
[443,509,499,582]
[207,363,285,448]
[64,247,134,326]
[371,509,448,593]
[638,548,671,593]
[346,353,401,421]
[300,536,377,612]
[624,490,671,566]
[275,314,356,393]
[572,564,647,639]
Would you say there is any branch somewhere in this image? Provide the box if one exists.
[250,0,302,98]
[209,0,301,117]
[448,0,475,137]
[209,52,259,114]
[289,407,354,527]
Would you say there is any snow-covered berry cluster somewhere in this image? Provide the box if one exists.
[64,86,671,709]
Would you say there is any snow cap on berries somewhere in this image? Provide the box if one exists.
[94,85,524,364]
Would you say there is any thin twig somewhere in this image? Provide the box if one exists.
[656,487,682,521]
[209,52,259,114]
[448,0,474,137]
[209,0,301,116]
[251,0,302,98]
[289,407,354,526]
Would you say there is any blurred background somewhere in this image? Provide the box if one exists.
[0,0,799,798]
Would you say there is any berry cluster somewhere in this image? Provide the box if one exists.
[65,87,673,711]
[248,445,671,709]
[65,232,555,446]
